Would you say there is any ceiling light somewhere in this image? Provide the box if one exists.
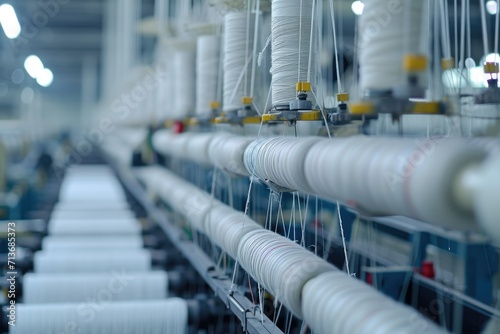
[351,1,364,16]
[0,4,20,39]
[24,55,45,79]
[486,0,498,15]
[36,68,53,87]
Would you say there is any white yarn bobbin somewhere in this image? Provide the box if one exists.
[301,271,446,334]
[208,133,254,176]
[204,203,261,258]
[196,35,221,117]
[271,0,316,107]
[243,137,320,192]
[23,271,168,304]
[304,137,486,230]
[48,218,141,236]
[223,12,255,112]
[237,229,335,318]
[42,236,143,251]
[172,49,196,120]
[358,0,425,92]
[34,250,152,273]
[12,298,188,334]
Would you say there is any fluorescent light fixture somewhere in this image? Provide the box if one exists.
[24,55,45,79]
[36,68,53,87]
[486,0,498,15]
[351,1,364,16]
[0,4,21,39]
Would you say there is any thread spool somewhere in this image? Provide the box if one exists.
[223,12,255,112]
[197,35,221,116]
[173,49,196,120]
[271,0,316,107]
[184,133,216,166]
[34,250,152,273]
[42,236,143,251]
[304,137,487,230]
[204,203,261,258]
[208,133,254,177]
[12,298,188,334]
[243,137,320,192]
[48,219,141,235]
[23,271,168,304]
[358,0,425,92]
[301,271,446,334]
[237,229,335,318]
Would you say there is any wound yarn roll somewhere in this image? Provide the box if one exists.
[12,298,188,334]
[208,133,254,176]
[237,229,335,318]
[197,35,221,116]
[271,0,316,107]
[50,210,135,221]
[301,271,446,334]
[172,49,196,120]
[48,219,141,235]
[34,250,151,273]
[23,271,168,304]
[204,203,261,258]
[42,236,143,251]
[223,12,255,112]
[243,137,320,192]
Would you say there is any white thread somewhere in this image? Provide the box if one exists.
[301,271,446,334]
[50,210,135,221]
[304,137,486,230]
[196,35,221,116]
[204,203,261,258]
[208,133,254,176]
[42,236,143,251]
[12,298,188,334]
[34,250,151,273]
[237,228,335,318]
[48,218,141,235]
[271,0,317,106]
[243,137,320,192]
[172,49,196,120]
[358,0,425,92]
[23,271,168,304]
[223,12,255,112]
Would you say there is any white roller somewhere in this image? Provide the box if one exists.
[12,298,188,334]
[23,271,168,304]
[42,236,143,251]
[304,136,486,230]
[50,210,135,220]
[208,133,253,176]
[223,12,255,112]
[204,203,261,258]
[48,219,141,235]
[237,229,334,318]
[34,250,151,273]
[243,137,319,192]
[301,271,446,334]
[196,35,220,116]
